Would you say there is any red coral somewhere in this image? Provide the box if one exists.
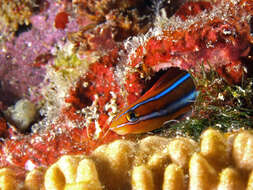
[0,117,7,138]
[32,53,54,68]
[88,27,118,52]
[66,48,122,109]
[55,11,69,29]
[130,18,251,82]
[217,60,244,84]
[125,72,145,104]
[175,1,212,21]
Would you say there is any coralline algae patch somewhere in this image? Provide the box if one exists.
[0,0,252,172]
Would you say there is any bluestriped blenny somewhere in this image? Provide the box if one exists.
[110,68,198,135]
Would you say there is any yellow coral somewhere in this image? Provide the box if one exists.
[0,168,21,190]
[44,155,102,190]
[1,129,253,190]
[0,0,36,37]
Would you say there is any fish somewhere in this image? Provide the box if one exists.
[109,68,198,135]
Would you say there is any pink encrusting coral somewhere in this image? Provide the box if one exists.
[0,1,79,108]
[0,0,252,173]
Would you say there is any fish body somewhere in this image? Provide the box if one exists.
[110,69,197,135]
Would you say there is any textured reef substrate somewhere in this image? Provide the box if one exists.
[0,0,252,177]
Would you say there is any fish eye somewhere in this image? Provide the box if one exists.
[126,111,138,122]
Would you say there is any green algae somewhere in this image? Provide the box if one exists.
[162,67,253,140]
[54,50,84,79]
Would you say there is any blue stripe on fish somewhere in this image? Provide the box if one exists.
[114,89,197,129]
[115,73,191,121]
